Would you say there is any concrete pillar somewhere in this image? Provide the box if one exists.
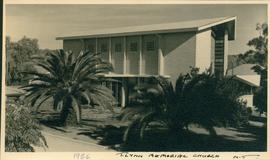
[121,78,126,107]
[80,39,85,52]
[139,35,143,75]
[123,37,127,74]
[157,35,164,75]
[224,30,229,75]
[95,38,98,69]
[109,37,112,63]
[95,38,98,54]
[108,37,112,74]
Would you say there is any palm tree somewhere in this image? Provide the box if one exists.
[21,50,115,125]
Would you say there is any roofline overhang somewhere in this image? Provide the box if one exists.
[56,28,198,40]
[232,75,260,87]
[100,73,171,78]
[200,16,236,40]
[56,16,236,41]
[198,16,236,31]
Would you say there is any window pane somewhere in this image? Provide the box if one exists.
[146,41,155,51]
[87,44,95,53]
[130,42,138,52]
[115,43,122,52]
[101,44,108,52]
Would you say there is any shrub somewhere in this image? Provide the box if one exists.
[5,100,47,152]
[120,67,250,143]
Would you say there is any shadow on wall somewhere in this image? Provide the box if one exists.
[162,32,195,55]
[162,32,196,86]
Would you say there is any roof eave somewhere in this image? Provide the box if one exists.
[198,16,236,41]
[56,27,198,40]
[233,75,260,87]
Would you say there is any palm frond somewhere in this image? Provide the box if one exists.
[77,91,91,105]
[34,94,53,112]
[175,74,185,98]
[87,86,116,112]
[154,76,176,107]
[24,88,52,107]
[123,118,140,143]
[32,59,57,76]
[76,61,112,82]
[20,71,55,82]
[72,52,103,79]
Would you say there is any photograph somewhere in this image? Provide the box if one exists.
[1,1,268,159]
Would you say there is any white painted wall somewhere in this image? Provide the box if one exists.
[239,94,254,109]
[126,36,140,74]
[111,37,124,74]
[195,30,212,73]
[142,35,158,75]
[163,32,196,86]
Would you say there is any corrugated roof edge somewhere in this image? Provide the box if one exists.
[56,16,236,40]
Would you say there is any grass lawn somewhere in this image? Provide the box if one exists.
[33,98,267,152]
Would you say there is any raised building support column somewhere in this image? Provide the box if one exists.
[108,37,112,74]
[80,39,85,52]
[157,35,164,75]
[123,37,127,74]
[223,30,229,76]
[95,38,98,54]
[109,37,112,63]
[121,78,126,107]
[139,35,143,75]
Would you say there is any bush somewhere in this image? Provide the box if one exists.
[5,100,47,152]
[120,67,250,142]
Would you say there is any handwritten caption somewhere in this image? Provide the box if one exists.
[115,152,260,159]
[73,152,261,160]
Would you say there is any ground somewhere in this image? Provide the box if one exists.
[34,126,113,152]
[36,104,267,152]
[5,93,267,152]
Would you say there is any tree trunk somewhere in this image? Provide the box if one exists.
[59,97,79,126]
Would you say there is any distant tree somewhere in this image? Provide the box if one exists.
[232,23,267,114]
[16,36,39,63]
[6,36,12,84]
[38,48,57,57]
[241,23,267,114]
[236,23,267,67]
[6,36,54,85]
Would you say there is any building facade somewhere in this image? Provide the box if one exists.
[56,17,236,107]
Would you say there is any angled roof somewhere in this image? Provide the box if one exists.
[56,16,236,40]
[234,75,261,87]
[227,64,258,76]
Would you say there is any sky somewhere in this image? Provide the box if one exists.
[5,4,267,55]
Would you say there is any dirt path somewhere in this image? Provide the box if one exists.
[34,127,114,152]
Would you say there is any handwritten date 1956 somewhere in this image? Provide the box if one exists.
[74,153,91,160]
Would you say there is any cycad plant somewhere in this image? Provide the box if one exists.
[120,67,249,144]
[22,50,115,125]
